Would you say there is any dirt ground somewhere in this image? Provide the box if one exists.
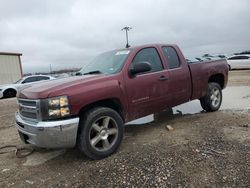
[0,70,249,187]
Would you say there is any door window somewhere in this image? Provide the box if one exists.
[228,56,250,60]
[132,47,163,73]
[22,77,37,83]
[37,76,50,81]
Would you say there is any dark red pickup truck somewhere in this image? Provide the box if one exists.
[16,44,228,159]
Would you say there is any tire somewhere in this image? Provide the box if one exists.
[200,82,222,112]
[77,107,124,160]
[3,89,17,98]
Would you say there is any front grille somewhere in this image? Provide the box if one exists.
[18,98,40,120]
[19,100,36,106]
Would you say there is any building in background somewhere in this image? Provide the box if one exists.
[0,52,23,85]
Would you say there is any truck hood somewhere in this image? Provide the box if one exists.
[18,74,106,99]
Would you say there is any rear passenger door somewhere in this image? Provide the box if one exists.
[161,46,192,106]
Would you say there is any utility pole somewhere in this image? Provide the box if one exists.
[121,26,132,48]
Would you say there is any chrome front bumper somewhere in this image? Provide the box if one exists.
[15,112,79,148]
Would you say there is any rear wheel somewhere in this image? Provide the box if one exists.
[200,82,222,112]
[77,107,124,160]
[3,89,17,98]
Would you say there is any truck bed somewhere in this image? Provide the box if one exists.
[188,59,228,100]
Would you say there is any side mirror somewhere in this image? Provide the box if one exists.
[129,61,151,76]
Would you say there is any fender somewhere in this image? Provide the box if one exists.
[69,79,127,117]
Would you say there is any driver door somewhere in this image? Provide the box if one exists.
[124,47,170,120]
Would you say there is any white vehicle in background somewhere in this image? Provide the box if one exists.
[0,75,54,99]
[227,55,250,70]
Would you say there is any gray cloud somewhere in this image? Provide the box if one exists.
[0,0,249,73]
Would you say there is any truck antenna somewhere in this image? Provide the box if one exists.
[121,26,132,48]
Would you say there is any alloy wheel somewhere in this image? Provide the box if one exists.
[210,87,221,107]
[89,116,118,152]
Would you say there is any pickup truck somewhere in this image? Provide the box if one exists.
[15,44,228,159]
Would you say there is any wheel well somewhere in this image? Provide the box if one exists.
[4,88,17,95]
[208,74,224,88]
[78,98,124,122]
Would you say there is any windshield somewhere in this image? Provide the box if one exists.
[79,49,130,75]
[14,78,23,84]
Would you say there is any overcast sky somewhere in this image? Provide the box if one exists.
[0,0,250,73]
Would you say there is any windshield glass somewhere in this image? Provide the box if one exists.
[14,78,23,84]
[79,49,130,75]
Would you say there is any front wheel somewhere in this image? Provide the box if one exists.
[200,82,222,112]
[77,107,124,160]
[3,89,17,98]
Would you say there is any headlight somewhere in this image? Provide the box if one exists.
[47,96,70,119]
[48,96,69,107]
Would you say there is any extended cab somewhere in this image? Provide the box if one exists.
[15,44,228,159]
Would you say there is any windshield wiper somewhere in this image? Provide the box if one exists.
[83,70,103,75]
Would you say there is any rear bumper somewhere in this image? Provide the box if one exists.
[15,112,79,148]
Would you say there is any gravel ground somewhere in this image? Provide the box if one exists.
[0,70,249,187]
